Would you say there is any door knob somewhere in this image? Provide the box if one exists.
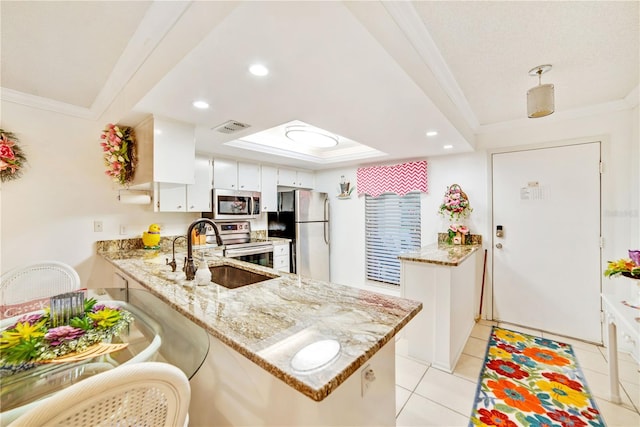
[495,243,503,249]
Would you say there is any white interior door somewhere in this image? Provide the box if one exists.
[492,143,601,343]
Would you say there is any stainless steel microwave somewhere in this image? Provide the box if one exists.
[211,189,261,219]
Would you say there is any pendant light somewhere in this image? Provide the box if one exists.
[527,64,554,118]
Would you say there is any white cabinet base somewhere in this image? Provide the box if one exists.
[189,335,396,426]
[401,253,478,373]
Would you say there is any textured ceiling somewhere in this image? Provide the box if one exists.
[1,1,151,108]
[414,1,639,125]
[1,1,637,169]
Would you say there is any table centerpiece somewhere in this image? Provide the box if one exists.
[0,297,133,373]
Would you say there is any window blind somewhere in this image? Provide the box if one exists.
[365,192,421,285]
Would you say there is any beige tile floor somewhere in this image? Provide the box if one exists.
[394,320,640,427]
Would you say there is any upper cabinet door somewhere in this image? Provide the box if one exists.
[187,156,212,211]
[157,182,187,212]
[277,168,298,187]
[131,115,196,185]
[296,170,314,189]
[213,158,238,190]
[238,162,261,191]
[153,117,196,184]
[277,168,314,189]
[260,165,278,212]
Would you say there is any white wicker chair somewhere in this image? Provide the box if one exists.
[0,261,81,305]
[7,362,191,427]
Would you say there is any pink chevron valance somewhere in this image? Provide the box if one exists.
[357,160,428,197]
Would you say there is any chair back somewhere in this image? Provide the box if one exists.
[7,362,191,427]
[1,261,81,306]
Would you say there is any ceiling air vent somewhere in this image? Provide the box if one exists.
[212,120,251,134]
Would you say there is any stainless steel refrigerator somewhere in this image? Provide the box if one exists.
[267,190,330,281]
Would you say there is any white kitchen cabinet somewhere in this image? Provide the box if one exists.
[156,156,212,212]
[260,165,278,212]
[295,170,314,189]
[238,162,261,191]
[131,115,195,185]
[157,183,187,212]
[187,157,213,211]
[272,240,290,272]
[212,158,238,190]
[213,159,260,191]
[277,168,314,189]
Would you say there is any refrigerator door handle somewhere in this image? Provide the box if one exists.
[291,241,297,274]
[324,222,330,245]
[324,198,330,245]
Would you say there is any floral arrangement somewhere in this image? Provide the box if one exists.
[0,129,27,182]
[100,123,136,185]
[448,224,470,245]
[438,183,472,221]
[604,259,640,279]
[0,298,132,366]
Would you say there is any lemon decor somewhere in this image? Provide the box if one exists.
[142,223,161,249]
[0,298,133,368]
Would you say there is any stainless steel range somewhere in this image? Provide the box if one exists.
[213,221,273,268]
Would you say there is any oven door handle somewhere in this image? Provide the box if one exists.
[225,246,273,257]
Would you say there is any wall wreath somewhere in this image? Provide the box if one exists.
[0,129,26,183]
[100,123,136,186]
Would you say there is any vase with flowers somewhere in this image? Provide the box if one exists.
[438,184,472,222]
[0,297,132,370]
[604,250,640,279]
[100,123,136,186]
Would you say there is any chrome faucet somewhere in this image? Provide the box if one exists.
[166,235,187,272]
[185,218,222,280]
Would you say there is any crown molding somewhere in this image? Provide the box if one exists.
[0,87,97,119]
[476,98,635,134]
[0,1,190,121]
[381,1,480,131]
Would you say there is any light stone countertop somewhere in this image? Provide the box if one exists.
[98,245,421,402]
[398,242,481,266]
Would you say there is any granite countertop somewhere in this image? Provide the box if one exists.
[98,243,421,402]
[398,242,481,266]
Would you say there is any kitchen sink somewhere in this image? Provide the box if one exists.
[209,265,273,289]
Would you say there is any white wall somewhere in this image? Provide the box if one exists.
[315,152,489,291]
[0,102,202,287]
[316,108,638,317]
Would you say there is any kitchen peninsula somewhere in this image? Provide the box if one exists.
[399,238,482,373]
[97,238,421,426]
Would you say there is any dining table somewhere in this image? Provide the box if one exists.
[0,287,209,426]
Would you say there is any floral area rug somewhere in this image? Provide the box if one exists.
[469,326,605,427]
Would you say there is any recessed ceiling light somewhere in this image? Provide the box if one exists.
[443,144,453,150]
[285,125,338,148]
[249,64,269,76]
[193,101,209,109]
[426,130,438,137]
